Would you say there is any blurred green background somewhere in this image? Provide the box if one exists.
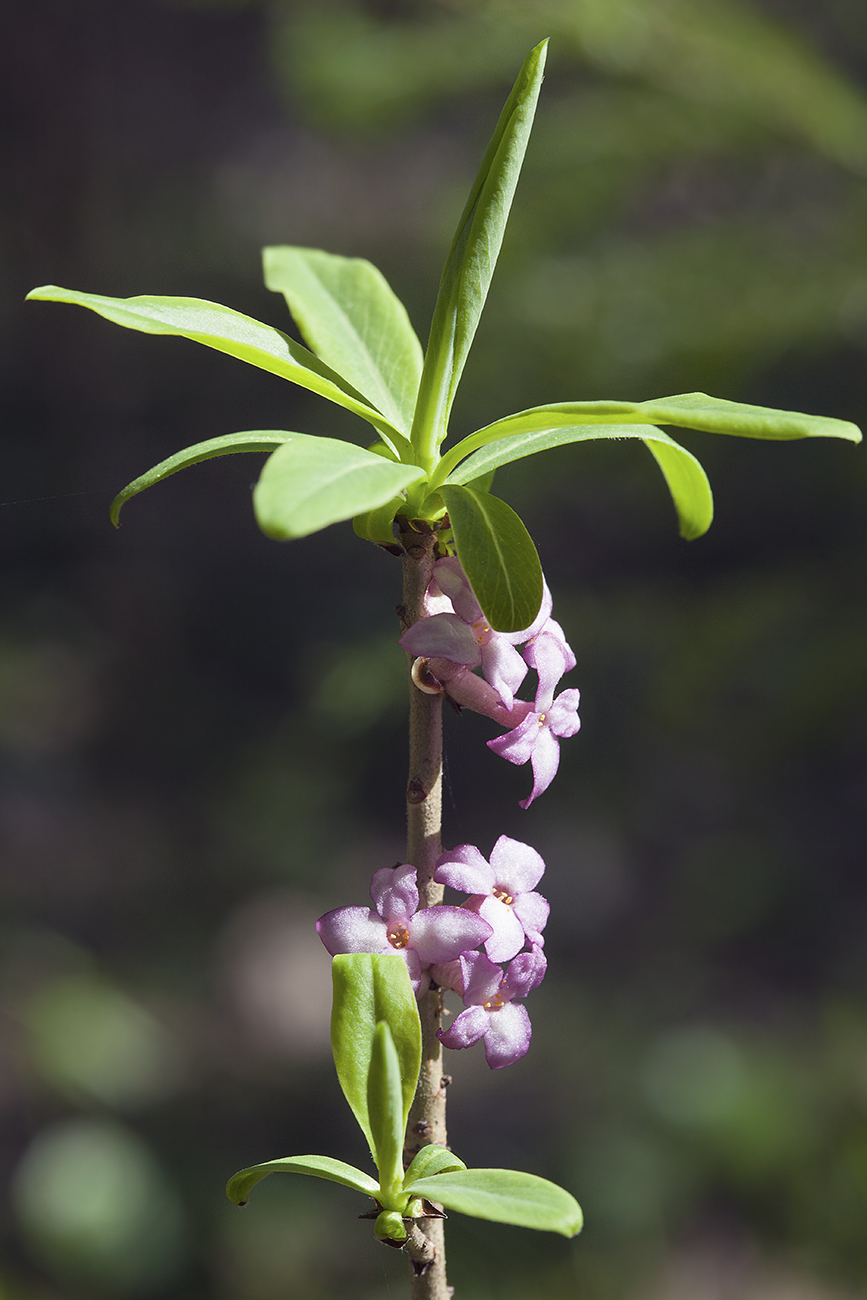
[2,1,867,1297]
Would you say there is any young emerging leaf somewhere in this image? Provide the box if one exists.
[226,1154,379,1207]
[110,431,292,526]
[402,1144,467,1187]
[404,1168,583,1238]
[441,422,713,540]
[438,485,543,633]
[25,286,407,454]
[253,436,425,540]
[411,40,548,465]
[367,1022,406,1195]
[331,954,422,1160]
[264,247,423,437]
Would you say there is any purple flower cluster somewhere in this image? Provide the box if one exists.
[400,557,580,808]
[316,835,549,1069]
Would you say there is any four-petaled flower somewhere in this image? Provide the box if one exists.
[316,864,493,995]
[487,687,581,809]
[435,836,549,962]
[436,946,548,1069]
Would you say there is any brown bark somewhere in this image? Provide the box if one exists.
[397,519,452,1300]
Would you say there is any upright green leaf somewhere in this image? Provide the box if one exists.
[402,1145,467,1187]
[367,1023,405,1194]
[438,485,543,633]
[330,955,422,1158]
[264,247,423,435]
[25,286,408,453]
[110,431,292,526]
[404,1168,583,1238]
[253,435,425,540]
[442,422,713,540]
[226,1154,379,1207]
[411,40,548,465]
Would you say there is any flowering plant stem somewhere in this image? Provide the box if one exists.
[400,519,450,1297]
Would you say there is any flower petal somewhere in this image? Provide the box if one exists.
[481,1002,532,1069]
[409,906,492,965]
[475,895,526,964]
[487,711,541,766]
[400,613,480,666]
[315,906,390,956]
[519,725,561,809]
[504,945,547,998]
[512,891,550,946]
[489,835,546,893]
[434,844,495,894]
[438,1004,489,1050]
[480,638,528,710]
[370,864,418,922]
[548,688,581,738]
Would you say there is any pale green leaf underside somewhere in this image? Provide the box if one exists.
[446,423,713,540]
[402,1145,467,1187]
[25,286,406,450]
[254,436,425,540]
[330,955,422,1159]
[411,40,547,456]
[438,485,543,632]
[226,1154,379,1206]
[264,246,423,436]
[456,392,863,453]
[110,431,291,526]
[404,1168,583,1238]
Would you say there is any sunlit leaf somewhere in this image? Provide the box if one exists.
[226,1154,379,1207]
[403,1168,583,1238]
[411,40,547,462]
[443,422,713,540]
[367,1023,405,1192]
[110,431,291,526]
[253,436,425,540]
[438,485,543,632]
[330,955,422,1159]
[402,1144,467,1188]
[264,246,423,435]
[25,285,407,452]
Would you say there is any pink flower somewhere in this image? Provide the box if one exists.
[434,836,549,963]
[487,688,581,809]
[436,947,547,1069]
[400,558,551,709]
[316,864,493,995]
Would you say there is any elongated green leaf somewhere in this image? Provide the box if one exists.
[110,430,292,526]
[404,1168,583,1238]
[226,1154,379,1207]
[254,436,425,540]
[438,485,543,633]
[367,1023,405,1193]
[411,40,547,463]
[402,1145,467,1188]
[438,393,861,476]
[331,955,422,1159]
[443,423,713,540]
[25,285,408,453]
[264,247,423,436]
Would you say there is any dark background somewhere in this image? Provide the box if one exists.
[2,2,866,1297]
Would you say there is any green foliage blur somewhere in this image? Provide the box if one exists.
[3,1,866,1297]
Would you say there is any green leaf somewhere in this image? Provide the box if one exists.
[367,1023,406,1195]
[226,1154,379,1207]
[411,40,547,464]
[404,1168,583,1238]
[25,285,408,453]
[253,435,425,540]
[402,1145,467,1188]
[109,431,292,526]
[330,955,422,1160]
[443,423,713,540]
[437,485,543,633]
[439,393,861,475]
[264,247,423,436]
